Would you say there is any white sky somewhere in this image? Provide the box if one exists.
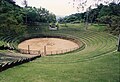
[14,0,76,16]
[14,0,116,16]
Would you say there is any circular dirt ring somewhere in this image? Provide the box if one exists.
[18,37,82,56]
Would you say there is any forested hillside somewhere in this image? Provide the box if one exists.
[0,0,56,36]
[60,2,120,35]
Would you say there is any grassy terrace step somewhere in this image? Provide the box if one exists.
[7,30,117,59]
[0,36,7,46]
[0,24,119,82]
[12,30,116,64]
[0,29,117,63]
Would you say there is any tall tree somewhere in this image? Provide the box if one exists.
[72,0,120,51]
[22,0,28,24]
[0,0,26,36]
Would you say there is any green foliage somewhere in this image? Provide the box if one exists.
[0,0,56,36]
[60,2,120,35]
[24,7,56,24]
[99,15,120,35]
[60,13,84,23]
[0,0,26,36]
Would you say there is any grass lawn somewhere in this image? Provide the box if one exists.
[0,23,119,82]
[88,24,107,32]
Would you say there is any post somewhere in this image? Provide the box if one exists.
[38,50,40,55]
[44,46,46,55]
[51,51,52,55]
[28,45,30,54]
[117,34,120,52]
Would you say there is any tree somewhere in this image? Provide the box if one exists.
[72,0,120,51]
[22,6,56,24]
[85,6,92,29]
[0,0,27,36]
[22,0,28,7]
[22,0,28,24]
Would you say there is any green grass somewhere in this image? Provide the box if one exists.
[88,24,107,32]
[0,41,3,46]
[0,23,119,82]
[27,23,49,34]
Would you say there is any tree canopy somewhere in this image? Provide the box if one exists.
[59,2,120,35]
[0,0,56,36]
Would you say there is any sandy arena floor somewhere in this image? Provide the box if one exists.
[18,38,80,55]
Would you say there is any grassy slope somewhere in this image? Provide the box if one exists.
[88,24,107,32]
[0,23,119,82]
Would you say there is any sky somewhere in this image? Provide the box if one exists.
[14,0,78,16]
[14,0,117,16]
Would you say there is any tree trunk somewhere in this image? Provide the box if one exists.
[25,14,27,25]
[117,34,120,52]
[85,21,88,30]
[85,10,89,30]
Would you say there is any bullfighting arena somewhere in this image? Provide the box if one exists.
[18,38,80,55]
